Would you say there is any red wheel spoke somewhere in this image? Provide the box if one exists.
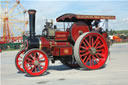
[92,59,94,66]
[80,51,90,57]
[19,56,22,59]
[39,56,44,60]
[34,52,36,58]
[82,40,88,47]
[18,60,22,62]
[96,44,104,49]
[38,65,41,71]
[82,55,88,62]
[30,66,36,71]
[30,54,34,60]
[39,60,45,63]
[27,65,33,69]
[27,57,32,62]
[95,54,101,59]
[85,40,91,47]
[95,41,100,48]
[34,67,37,73]
[26,58,33,65]
[91,56,95,66]
[80,46,88,50]
[89,57,92,66]
[91,36,94,47]
[96,49,102,52]
[38,53,41,58]
[89,36,92,46]
[96,53,104,58]
[34,52,39,59]
[28,62,33,65]
[40,65,44,68]
[92,55,99,64]
[80,50,86,53]
[93,37,99,47]
[85,54,91,64]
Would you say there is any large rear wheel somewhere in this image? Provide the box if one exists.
[23,49,49,76]
[74,32,108,69]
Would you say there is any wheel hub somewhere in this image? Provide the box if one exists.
[89,47,97,55]
[34,60,39,65]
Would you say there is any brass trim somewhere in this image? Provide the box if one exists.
[55,42,57,46]
[66,42,69,45]
[64,49,69,54]
[49,41,52,48]
[39,39,42,50]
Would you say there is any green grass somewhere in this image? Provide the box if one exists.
[1,49,20,52]
[113,42,128,44]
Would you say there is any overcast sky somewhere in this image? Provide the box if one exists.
[21,0,128,34]
[1,0,128,35]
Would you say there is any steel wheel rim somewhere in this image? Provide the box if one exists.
[77,32,108,69]
[15,49,25,72]
[23,49,48,76]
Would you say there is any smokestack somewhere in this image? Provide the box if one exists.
[28,9,36,38]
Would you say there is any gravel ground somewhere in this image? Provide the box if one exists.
[1,43,128,85]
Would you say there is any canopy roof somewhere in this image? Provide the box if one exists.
[56,13,116,22]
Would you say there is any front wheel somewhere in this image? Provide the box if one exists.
[74,32,108,69]
[15,49,25,72]
[23,49,49,76]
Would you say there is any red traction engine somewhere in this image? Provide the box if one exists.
[15,9,115,76]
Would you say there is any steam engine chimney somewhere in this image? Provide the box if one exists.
[28,9,36,38]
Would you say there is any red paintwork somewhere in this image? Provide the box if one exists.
[40,37,70,48]
[0,49,2,52]
[40,37,71,56]
[0,36,23,44]
[52,47,60,56]
[0,41,6,44]
[71,21,90,41]
[55,31,69,41]
[51,41,70,47]
[102,32,108,39]
[52,46,72,56]
[11,36,23,43]
[60,46,72,56]
[40,37,50,49]
[56,14,115,22]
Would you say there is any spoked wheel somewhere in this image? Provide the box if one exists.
[60,56,79,68]
[15,49,25,72]
[74,32,108,69]
[23,49,49,76]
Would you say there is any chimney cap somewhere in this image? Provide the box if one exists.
[28,9,36,14]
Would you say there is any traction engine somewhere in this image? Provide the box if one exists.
[15,9,115,76]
